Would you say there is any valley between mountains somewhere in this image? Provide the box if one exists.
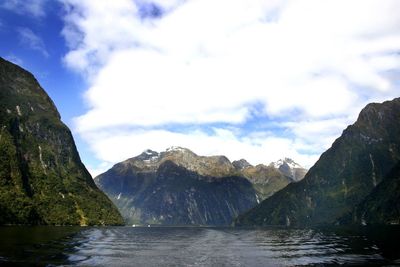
[1,56,400,227]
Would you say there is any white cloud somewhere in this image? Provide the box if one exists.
[1,0,48,17]
[17,27,49,57]
[282,117,353,154]
[83,127,318,177]
[60,0,400,175]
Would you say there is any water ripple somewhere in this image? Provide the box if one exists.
[0,226,399,266]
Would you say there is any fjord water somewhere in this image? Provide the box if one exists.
[0,226,399,266]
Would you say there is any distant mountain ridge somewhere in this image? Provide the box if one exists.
[232,157,307,200]
[235,97,400,227]
[0,57,123,225]
[95,147,307,225]
[122,147,237,178]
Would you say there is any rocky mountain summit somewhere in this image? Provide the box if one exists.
[235,97,400,227]
[0,57,123,225]
[95,147,306,225]
[271,158,308,182]
[124,147,237,177]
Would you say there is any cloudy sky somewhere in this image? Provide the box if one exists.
[1,0,400,176]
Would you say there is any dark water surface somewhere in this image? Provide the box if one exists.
[0,226,399,266]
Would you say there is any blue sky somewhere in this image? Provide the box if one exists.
[1,0,400,176]
[0,2,84,118]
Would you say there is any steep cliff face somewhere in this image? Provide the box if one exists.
[349,161,400,225]
[235,98,400,227]
[0,57,123,225]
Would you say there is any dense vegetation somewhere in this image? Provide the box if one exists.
[0,57,123,225]
[348,161,400,225]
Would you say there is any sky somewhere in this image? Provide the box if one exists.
[1,0,400,177]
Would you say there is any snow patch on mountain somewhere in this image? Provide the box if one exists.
[273,158,303,169]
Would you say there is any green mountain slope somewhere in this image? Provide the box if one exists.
[235,98,400,227]
[0,57,123,225]
[348,161,400,225]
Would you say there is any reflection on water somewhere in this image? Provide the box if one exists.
[0,226,82,266]
[0,225,399,266]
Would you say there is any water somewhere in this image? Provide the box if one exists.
[0,226,399,266]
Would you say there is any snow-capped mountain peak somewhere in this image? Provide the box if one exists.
[166,146,188,153]
[271,158,307,181]
[273,158,303,169]
[137,149,159,161]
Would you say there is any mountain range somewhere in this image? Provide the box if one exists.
[95,147,306,225]
[2,57,399,228]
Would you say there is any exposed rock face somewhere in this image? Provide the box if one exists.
[95,147,307,225]
[271,158,308,182]
[235,98,400,227]
[0,57,123,225]
[232,159,252,170]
